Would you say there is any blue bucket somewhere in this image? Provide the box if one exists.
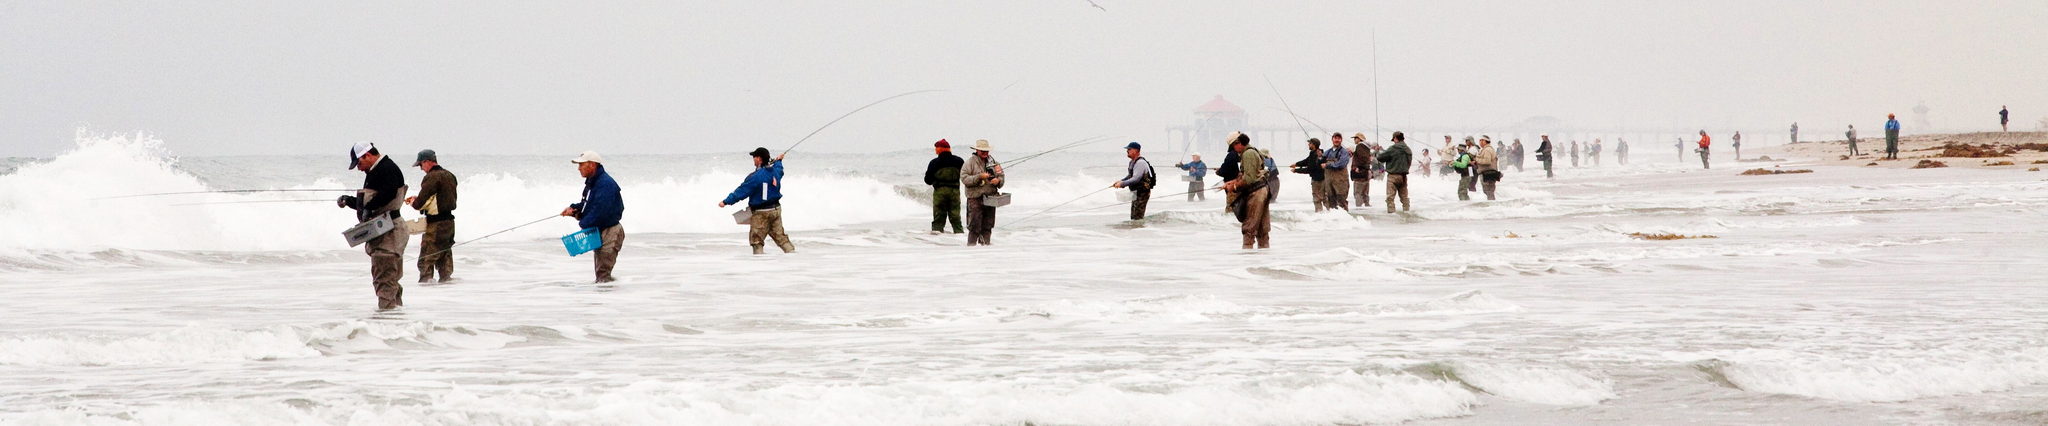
[561,228,603,256]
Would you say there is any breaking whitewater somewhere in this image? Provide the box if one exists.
[3,133,2045,425]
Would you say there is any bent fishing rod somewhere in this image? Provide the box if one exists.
[96,188,357,201]
[780,89,946,157]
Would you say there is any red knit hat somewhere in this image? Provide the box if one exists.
[935,139,951,148]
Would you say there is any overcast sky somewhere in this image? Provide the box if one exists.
[4,1,2044,157]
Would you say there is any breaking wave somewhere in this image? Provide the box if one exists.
[0,132,926,257]
[0,320,700,367]
[812,290,1520,328]
[2,371,1479,426]
[1692,348,2048,402]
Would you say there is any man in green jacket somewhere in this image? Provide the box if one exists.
[406,149,457,283]
[1221,132,1270,249]
[924,140,965,234]
[1377,132,1413,213]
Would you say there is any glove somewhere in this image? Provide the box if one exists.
[337,195,361,209]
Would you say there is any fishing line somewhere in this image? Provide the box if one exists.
[1264,75,1314,141]
[1029,185,1223,222]
[96,188,357,200]
[781,89,946,157]
[1001,135,1119,170]
[407,214,561,262]
[998,186,1112,230]
[169,199,333,207]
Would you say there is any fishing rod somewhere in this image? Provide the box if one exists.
[1264,75,1315,142]
[1001,135,1119,170]
[781,89,946,157]
[1026,185,1223,223]
[96,188,357,200]
[997,186,1112,230]
[170,199,333,207]
[1267,107,1332,136]
[407,214,561,262]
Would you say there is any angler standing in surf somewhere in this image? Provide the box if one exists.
[1570,140,1581,168]
[336,142,409,309]
[1174,153,1208,202]
[406,149,457,283]
[1378,132,1414,213]
[1616,138,1629,165]
[1110,142,1155,221]
[722,148,795,255]
[1475,136,1501,201]
[1537,135,1555,179]
[1732,131,1743,160]
[1349,133,1374,208]
[1511,139,1526,172]
[562,151,624,283]
[1222,133,1271,249]
[1696,130,1713,169]
[1323,132,1351,211]
[1291,138,1329,211]
[1451,138,1475,202]
[1588,139,1602,167]
[924,139,965,234]
[962,139,1004,246]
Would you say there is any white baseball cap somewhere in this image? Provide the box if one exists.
[347,141,376,170]
[571,151,604,164]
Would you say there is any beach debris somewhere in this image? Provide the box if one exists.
[1938,143,2010,158]
[1740,168,1812,176]
[1912,160,1949,169]
[1985,160,2016,166]
[1628,232,1718,240]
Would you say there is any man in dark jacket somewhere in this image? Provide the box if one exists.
[1537,135,1555,179]
[924,140,965,234]
[1348,133,1373,208]
[721,148,794,255]
[336,142,408,309]
[1290,138,1328,211]
[562,151,625,283]
[406,149,457,283]
[1377,132,1413,213]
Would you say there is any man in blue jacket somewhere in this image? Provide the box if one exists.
[1884,114,1902,160]
[721,148,795,255]
[1174,153,1207,202]
[561,151,625,283]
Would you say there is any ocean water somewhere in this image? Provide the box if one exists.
[2,134,2045,425]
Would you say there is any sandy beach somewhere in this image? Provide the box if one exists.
[1755,131,2048,171]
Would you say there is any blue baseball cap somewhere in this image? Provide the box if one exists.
[1124,142,1142,150]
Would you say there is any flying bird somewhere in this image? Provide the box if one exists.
[1084,0,1106,12]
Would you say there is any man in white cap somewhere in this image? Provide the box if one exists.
[560,151,625,282]
[960,139,1004,246]
[335,142,409,309]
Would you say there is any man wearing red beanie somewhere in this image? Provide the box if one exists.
[923,139,966,234]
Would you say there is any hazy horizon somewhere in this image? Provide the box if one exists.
[5,1,2044,157]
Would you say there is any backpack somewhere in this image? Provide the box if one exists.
[1127,157,1158,191]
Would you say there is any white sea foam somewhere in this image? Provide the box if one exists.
[1445,362,1616,406]
[0,371,1479,426]
[1700,348,2048,403]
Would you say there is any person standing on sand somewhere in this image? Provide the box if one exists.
[2000,106,2010,132]
[1697,130,1712,169]
[1791,122,1800,145]
[1846,125,1860,157]
[1885,114,1902,160]
[1377,131,1413,213]
[1537,135,1555,179]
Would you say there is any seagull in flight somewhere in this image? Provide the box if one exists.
[1084,0,1106,12]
